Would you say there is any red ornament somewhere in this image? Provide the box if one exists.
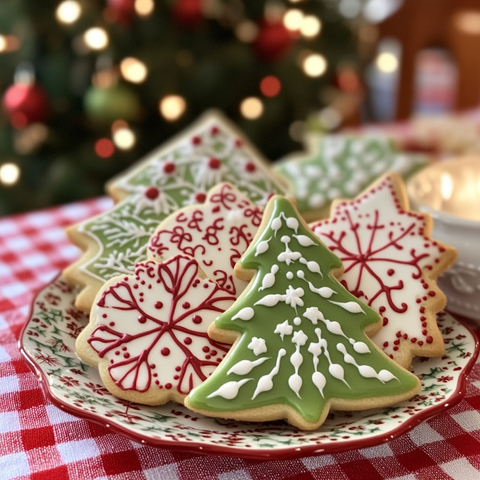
[3,82,50,128]
[106,0,136,26]
[253,19,294,62]
[172,0,204,28]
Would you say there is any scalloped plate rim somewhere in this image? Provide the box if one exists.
[18,274,480,460]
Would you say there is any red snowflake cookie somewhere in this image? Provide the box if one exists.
[310,173,457,368]
[81,255,236,405]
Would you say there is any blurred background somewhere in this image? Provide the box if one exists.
[1,0,480,215]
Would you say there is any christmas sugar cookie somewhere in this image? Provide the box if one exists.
[310,173,457,368]
[76,254,236,405]
[64,110,286,312]
[148,182,263,298]
[274,134,429,222]
[185,196,420,431]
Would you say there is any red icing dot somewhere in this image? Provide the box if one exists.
[245,162,256,172]
[383,341,389,347]
[418,341,424,346]
[161,348,170,356]
[102,314,107,318]
[208,157,221,169]
[163,162,175,174]
[155,301,163,309]
[109,322,115,327]
[426,336,433,344]
[175,366,181,372]
[182,302,190,309]
[205,355,211,359]
[428,291,436,297]
[123,353,130,359]
[115,350,120,356]
[184,337,192,345]
[383,318,388,326]
[235,139,243,147]
[211,126,219,135]
[387,269,395,276]
[210,350,217,356]
[195,192,207,203]
[145,186,160,200]
[192,315,202,324]
[150,364,156,369]
[192,136,201,145]
[202,346,209,353]
[411,337,417,343]
[165,383,172,389]
[138,315,146,323]
[379,306,386,313]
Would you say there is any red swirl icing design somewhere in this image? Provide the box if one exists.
[88,255,235,395]
[311,175,451,363]
[148,183,263,296]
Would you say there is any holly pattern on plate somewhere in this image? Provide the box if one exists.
[310,174,456,366]
[88,255,235,400]
[148,182,263,297]
[21,276,477,457]
[74,112,285,285]
[274,135,428,217]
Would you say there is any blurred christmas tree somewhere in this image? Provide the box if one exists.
[0,0,360,215]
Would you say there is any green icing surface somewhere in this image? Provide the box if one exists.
[274,135,428,214]
[187,197,419,425]
[78,113,285,282]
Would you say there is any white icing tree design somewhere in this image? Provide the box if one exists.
[186,196,420,430]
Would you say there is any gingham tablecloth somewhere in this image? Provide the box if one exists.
[1,198,480,480]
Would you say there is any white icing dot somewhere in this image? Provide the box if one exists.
[312,371,326,397]
[296,270,305,279]
[286,272,294,279]
[280,235,290,244]
[293,316,302,325]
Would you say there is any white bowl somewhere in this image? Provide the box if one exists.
[408,157,480,321]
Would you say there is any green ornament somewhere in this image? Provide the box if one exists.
[84,83,141,125]
[186,196,420,430]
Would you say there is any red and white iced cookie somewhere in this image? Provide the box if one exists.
[310,173,457,368]
[75,254,236,405]
[148,183,263,298]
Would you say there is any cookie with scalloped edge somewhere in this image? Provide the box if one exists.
[274,134,429,222]
[310,173,457,368]
[76,254,236,405]
[64,110,286,313]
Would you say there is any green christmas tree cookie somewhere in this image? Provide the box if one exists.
[274,134,429,222]
[185,196,421,430]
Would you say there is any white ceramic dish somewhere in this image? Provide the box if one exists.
[408,157,480,321]
[20,275,478,459]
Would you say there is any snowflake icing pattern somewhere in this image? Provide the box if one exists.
[311,175,454,364]
[88,255,236,399]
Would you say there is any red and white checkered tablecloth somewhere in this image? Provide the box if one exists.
[1,198,480,480]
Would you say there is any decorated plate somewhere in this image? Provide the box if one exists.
[20,275,479,460]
